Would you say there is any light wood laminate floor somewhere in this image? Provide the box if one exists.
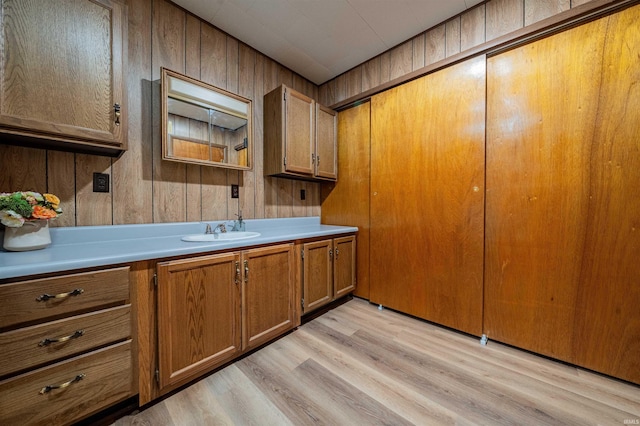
[114,298,640,425]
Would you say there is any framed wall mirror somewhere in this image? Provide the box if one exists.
[161,68,252,170]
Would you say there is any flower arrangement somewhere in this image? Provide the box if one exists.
[0,191,62,228]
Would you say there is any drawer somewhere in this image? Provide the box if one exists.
[0,340,133,426]
[0,266,130,329]
[0,305,131,377]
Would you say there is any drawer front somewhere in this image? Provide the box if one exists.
[0,266,130,329]
[0,305,131,377]
[0,340,133,426]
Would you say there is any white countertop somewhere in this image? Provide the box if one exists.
[0,217,357,280]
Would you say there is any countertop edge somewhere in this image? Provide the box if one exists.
[0,218,357,280]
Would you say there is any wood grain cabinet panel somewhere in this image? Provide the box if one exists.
[0,266,133,424]
[315,104,338,180]
[370,56,486,337]
[264,84,337,181]
[0,266,130,329]
[333,236,356,299]
[485,4,640,384]
[156,244,296,391]
[0,0,128,155]
[0,341,133,426]
[302,235,356,315]
[242,244,296,350]
[0,305,131,377]
[157,253,242,389]
[302,240,333,313]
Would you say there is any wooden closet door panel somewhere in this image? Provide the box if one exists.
[321,102,371,299]
[485,5,640,377]
[571,6,640,384]
[370,56,486,336]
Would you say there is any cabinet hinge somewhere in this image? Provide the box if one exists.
[284,91,287,101]
[301,249,304,260]
[284,156,287,166]
[153,273,158,287]
[301,298,304,309]
[155,369,160,383]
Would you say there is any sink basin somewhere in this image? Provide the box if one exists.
[181,231,261,242]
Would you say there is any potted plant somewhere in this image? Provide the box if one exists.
[0,191,63,251]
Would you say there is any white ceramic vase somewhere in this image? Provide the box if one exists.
[3,220,51,251]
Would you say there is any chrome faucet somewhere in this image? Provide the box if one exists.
[231,210,245,232]
[205,223,227,235]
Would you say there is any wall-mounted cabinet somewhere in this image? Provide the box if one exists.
[0,0,128,156]
[302,236,356,314]
[264,85,337,181]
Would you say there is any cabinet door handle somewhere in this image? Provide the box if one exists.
[39,373,85,395]
[335,248,339,259]
[311,153,315,164]
[114,103,121,126]
[36,288,84,302]
[244,260,249,283]
[235,261,241,285]
[39,330,84,347]
[317,155,320,166]
[329,249,333,260]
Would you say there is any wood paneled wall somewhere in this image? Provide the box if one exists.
[0,0,320,227]
[319,0,592,106]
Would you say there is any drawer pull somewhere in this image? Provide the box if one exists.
[36,288,84,302]
[39,330,85,347]
[39,373,85,395]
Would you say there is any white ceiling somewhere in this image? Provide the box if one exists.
[171,0,484,84]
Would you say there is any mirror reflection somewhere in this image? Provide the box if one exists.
[161,68,252,170]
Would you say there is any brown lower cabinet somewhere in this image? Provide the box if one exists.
[156,244,296,391]
[302,236,356,314]
[0,267,134,425]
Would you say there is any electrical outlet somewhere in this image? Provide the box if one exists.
[93,173,110,193]
[231,184,239,199]
[300,189,306,200]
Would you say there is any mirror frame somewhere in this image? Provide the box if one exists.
[161,67,253,170]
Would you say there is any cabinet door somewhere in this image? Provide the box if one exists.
[333,236,356,299]
[370,56,486,336]
[315,104,337,180]
[242,244,295,350]
[485,5,640,383]
[157,253,241,389]
[0,0,127,154]
[284,88,314,175]
[302,239,333,313]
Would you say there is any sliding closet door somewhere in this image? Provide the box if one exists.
[370,56,486,336]
[321,102,371,299]
[485,4,640,383]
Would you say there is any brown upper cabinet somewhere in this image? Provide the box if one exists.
[0,0,128,156]
[264,85,337,181]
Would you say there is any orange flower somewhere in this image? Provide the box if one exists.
[31,205,58,219]
[44,193,60,209]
